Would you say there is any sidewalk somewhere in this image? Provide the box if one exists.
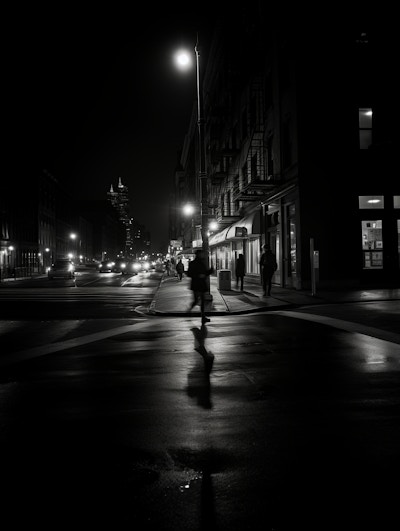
[146,273,400,316]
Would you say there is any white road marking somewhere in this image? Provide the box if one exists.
[0,319,151,366]
[273,310,400,347]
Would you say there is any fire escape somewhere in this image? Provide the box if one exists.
[206,99,239,227]
[232,77,278,203]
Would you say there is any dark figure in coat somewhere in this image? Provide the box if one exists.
[235,254,245,291]
[176,258,184,281]
[260,244,277,296]
[187,250,214,323]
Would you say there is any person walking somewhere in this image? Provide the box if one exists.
[187,250,214,323]
[260,244,277,296]
[176,258,184,281]
[235,253,245,291]
[165,259,171,276]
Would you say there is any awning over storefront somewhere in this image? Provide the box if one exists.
[209,211,260,246]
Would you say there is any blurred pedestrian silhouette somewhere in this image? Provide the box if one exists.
[165,259,171,276]
[260,244,277,296]
[187,250,214,324]
[235,253,245,291]
[176,258,184,281]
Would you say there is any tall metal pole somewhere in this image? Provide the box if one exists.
[195,39,208,259]
[195,38,212,298]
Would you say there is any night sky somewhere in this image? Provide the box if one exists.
[8,6,221,251]
[7,6,389,251]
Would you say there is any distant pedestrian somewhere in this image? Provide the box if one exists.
[165,259,171,276]
[260,244,277,296]
[187,250,214,324]
[235,254,245,291]
[176,258,184,281]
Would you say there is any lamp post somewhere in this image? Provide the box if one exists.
[175,39,212,298]
[45,248,51,271]
[69,232,77,261]
[183,203,195,252]
[194,40,209,266]
[7,245,15,277]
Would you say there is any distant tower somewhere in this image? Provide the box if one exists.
[107,178,133,256]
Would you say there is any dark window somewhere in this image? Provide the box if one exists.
[265,72,273,110]
[267,135,274,178]
[241,109,248,139]
[251,153,258,181]
[282,118,292,168]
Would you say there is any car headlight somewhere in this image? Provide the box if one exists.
[120,263,126,268]
[133,263,141,271]
[107,262,113,268]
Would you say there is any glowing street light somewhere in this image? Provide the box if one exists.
[174,49,193,70]
[183,203,195,216]
[69,233,79,261]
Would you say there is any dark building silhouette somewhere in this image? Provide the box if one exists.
[79,200,125,262]
[1,169,60,277]
[1,168,128,279]
[107,177,133,256]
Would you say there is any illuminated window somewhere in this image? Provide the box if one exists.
[394,196,400,209]
[358,195,384,209]
[359,108,372,149]
[361,220,383,269]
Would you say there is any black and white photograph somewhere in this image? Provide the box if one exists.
[1,4,399,530]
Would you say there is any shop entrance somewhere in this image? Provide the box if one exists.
[284,204,297,288]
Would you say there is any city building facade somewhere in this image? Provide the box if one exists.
[172,15,398,289]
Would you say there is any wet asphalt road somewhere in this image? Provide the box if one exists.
[1,296,399,530]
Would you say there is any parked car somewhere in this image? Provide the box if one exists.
[48,259,75,280]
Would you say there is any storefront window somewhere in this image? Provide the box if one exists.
[361,220,383,269]
[248,239,260,274]
[397,220,400,268]
[358,195,384,209]
[359,108,372,149]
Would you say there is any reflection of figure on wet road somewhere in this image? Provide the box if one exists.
[187,250,214,324]
[187,324,214,409]
[192,324,214,373]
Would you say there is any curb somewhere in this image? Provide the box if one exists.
[134,303,298,317]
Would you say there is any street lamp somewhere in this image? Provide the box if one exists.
[175,39,212,298]
[69,232,78,261]
[45,247,51,271]
[183,203,195,217]
[183,203,196,252]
